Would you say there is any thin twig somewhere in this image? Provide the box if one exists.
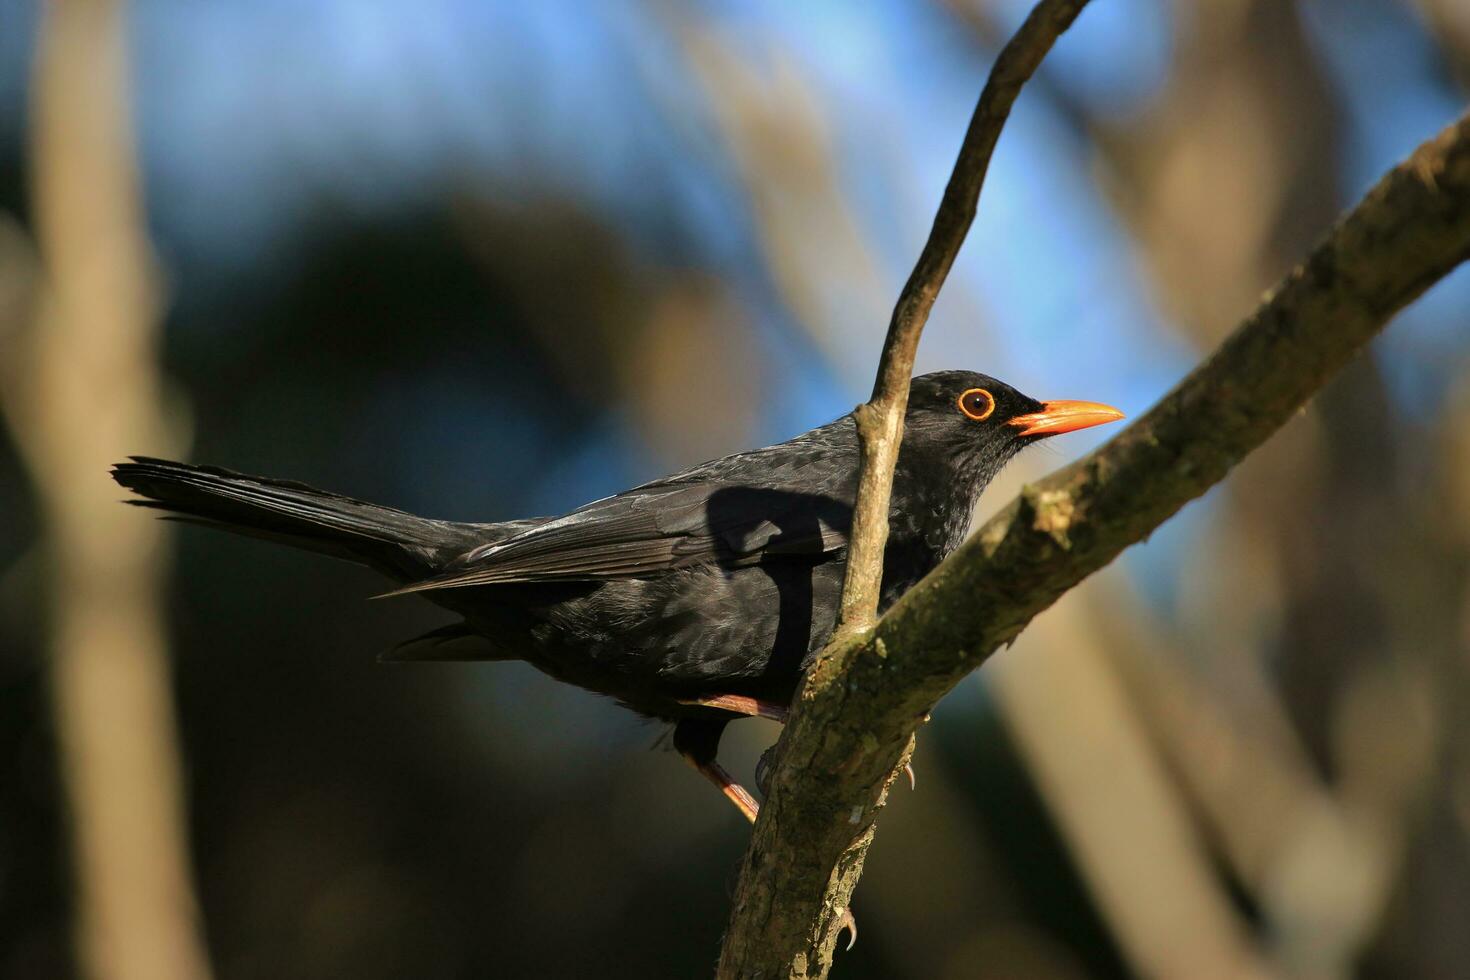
[835,0,1094,635]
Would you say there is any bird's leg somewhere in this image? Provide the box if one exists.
[684,695,914,794]
[686,755,760,824]
[676,693,787,723]
[672,717,859,949]
[672,718,760,824]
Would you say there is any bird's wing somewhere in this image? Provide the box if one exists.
[379,417,860,598]
[380,479,853,597]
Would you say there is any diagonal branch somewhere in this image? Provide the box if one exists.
[717,95,1470,980]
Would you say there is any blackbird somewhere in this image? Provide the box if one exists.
[113,371,1121,821]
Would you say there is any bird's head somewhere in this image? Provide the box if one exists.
[901,370,1124,484]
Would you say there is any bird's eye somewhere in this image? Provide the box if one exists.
[958,388,995,421]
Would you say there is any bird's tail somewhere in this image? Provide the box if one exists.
[112,456,482,580]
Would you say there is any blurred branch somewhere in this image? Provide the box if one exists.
[1412,0,1470,85]
[0,1,210,978]
[1096,585,1422,977]
[993,605,1275,980]
[719,99,1470,978]
[718,3,1094,977]
[665,17,894,384]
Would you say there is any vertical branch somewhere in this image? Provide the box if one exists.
[834,0,1094,636]
[0,1,212,977]
[716,4,1094,978]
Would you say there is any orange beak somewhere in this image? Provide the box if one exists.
[1008,400,1125,438]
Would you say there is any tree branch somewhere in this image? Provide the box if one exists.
[835,0,1094,635]
[718,3,1094,977]
[717,92,1470,980]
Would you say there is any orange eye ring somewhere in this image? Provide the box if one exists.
[958,388,995,421]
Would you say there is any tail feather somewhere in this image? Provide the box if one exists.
[112,456,483,579]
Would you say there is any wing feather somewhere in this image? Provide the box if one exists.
[379,418,860,598]
[380,482,852,597]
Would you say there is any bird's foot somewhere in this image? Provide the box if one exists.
[835,907,858,951]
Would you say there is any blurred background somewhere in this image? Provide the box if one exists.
[0,1,1467,978]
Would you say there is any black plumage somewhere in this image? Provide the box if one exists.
[113,370,1121,820]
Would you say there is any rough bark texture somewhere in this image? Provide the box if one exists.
[715,107,1470,979]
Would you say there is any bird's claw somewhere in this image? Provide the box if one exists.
[904,761,916,791]
[836,908,857,951]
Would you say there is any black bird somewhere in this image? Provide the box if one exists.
[113,371,1121,821]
